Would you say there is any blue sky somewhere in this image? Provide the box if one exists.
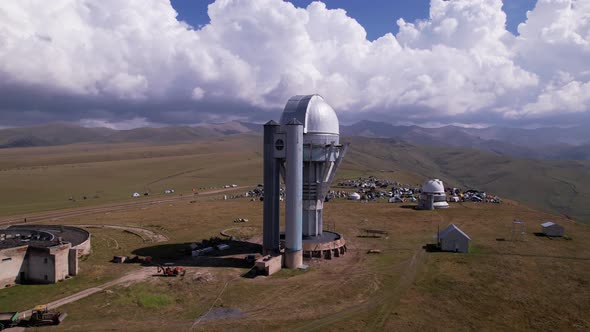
[171,0,537,40]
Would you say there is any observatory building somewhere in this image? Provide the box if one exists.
[263,94,348,269]
[418,179,449,210]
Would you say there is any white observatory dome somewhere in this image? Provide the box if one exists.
[279,94,339,135]
[422,179,445,194]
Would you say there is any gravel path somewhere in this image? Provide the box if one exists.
[17,267,157,321]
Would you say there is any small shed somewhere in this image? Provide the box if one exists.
[541,221,564,237]
[434,224,471,253]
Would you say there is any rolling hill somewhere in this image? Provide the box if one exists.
[2,121,589,161]
[344,136,590,224]
[0,132,588,225]
[0,122,252,148]
[340,120,590,160]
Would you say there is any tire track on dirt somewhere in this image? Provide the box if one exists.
[144,167,205,187]
[292,249,426,332]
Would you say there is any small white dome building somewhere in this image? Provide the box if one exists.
[422,179,445,194]
[418,179,449,210]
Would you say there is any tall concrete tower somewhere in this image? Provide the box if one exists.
[263,94,348,269]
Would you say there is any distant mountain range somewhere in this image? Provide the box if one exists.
[340,120,590,160]
[0,122,254,148]
[341,120,590,146]
[1,121,589,160]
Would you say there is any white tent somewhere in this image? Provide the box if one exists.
[434,224,470,253]
[541,221,564,237]
[348,192,361,200]
[132,192,141,197]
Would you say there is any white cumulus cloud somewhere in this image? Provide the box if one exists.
[0,0,588,127]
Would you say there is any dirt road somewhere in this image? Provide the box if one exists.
[0,186,247,227]
[17,267,157,321]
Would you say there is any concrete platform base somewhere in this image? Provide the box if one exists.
[284,250,303,269]
[302,231,347,259]
[255,255,283,276]
[280,231,347,261]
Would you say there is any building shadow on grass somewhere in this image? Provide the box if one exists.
[422,243,442,252]
[132,240,262,269]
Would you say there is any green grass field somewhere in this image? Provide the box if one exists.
[0,135,262,216]
[3,198,587,331]
[1,134,589,331]
[2,134,588,223]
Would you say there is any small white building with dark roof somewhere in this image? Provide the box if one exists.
[541,221,564,237]
[434,224,470,253]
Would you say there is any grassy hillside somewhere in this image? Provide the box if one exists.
[0,134,263,216]
[0,122,256,148]
[347,137,590,223]
[3,196,589,330]
[1,134,590,331]
[0,134,588,224]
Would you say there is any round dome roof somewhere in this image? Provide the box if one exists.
[279,94,339,135]
[422,179,445,193]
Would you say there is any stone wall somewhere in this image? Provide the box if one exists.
[26,247,55,283]
[72,234,91,257]
[0,245,27,287]
[26,243,71,283]
[52,243,71,282]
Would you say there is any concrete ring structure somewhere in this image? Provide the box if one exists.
[280,231,347,260]
[3,225,92,256]
[0,225,91,287]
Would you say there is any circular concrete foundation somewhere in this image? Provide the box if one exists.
[1,225,91,256]
[280,231,347,260]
